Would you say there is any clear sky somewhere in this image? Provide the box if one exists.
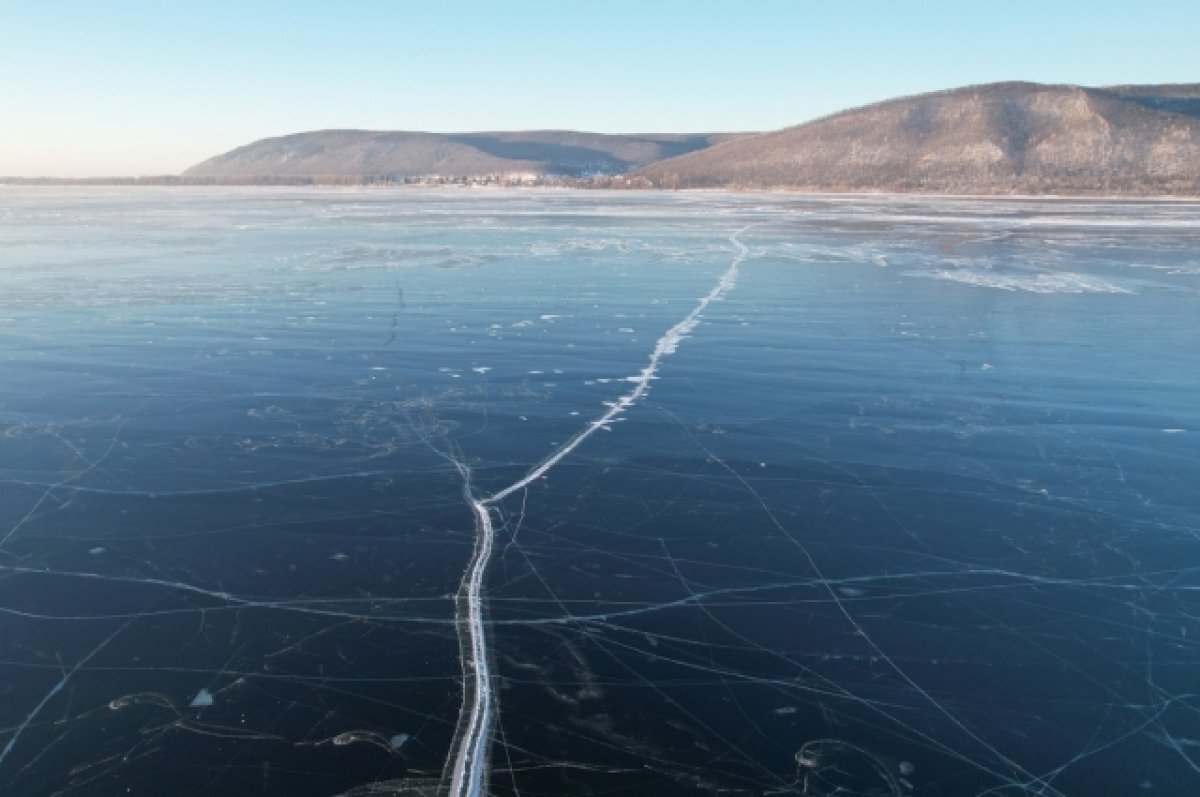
[2,0,1197,176]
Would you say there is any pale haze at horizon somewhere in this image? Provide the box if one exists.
[2,0,1197,177]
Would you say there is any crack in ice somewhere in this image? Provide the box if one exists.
[444,228,751,797]
[0,620,129,767]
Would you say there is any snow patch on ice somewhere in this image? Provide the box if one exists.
[190,689,214,708]
[910,268,1133,294]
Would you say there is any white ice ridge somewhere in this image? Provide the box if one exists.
[490,228,750,504]
[444,228,752,797]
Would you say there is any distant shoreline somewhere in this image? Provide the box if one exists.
[3,178,1200,201]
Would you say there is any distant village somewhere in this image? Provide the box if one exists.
[1,172,659,188]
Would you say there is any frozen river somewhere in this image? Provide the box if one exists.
[1,187,1198,796]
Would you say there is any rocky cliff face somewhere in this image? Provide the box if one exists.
[633,82,1200,194]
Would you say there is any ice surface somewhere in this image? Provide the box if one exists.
[0,188,1198,797]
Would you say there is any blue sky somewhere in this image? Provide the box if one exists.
[2,0,1197,176]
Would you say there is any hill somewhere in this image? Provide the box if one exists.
[632,82,1200,195]
[183,130,738,181]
